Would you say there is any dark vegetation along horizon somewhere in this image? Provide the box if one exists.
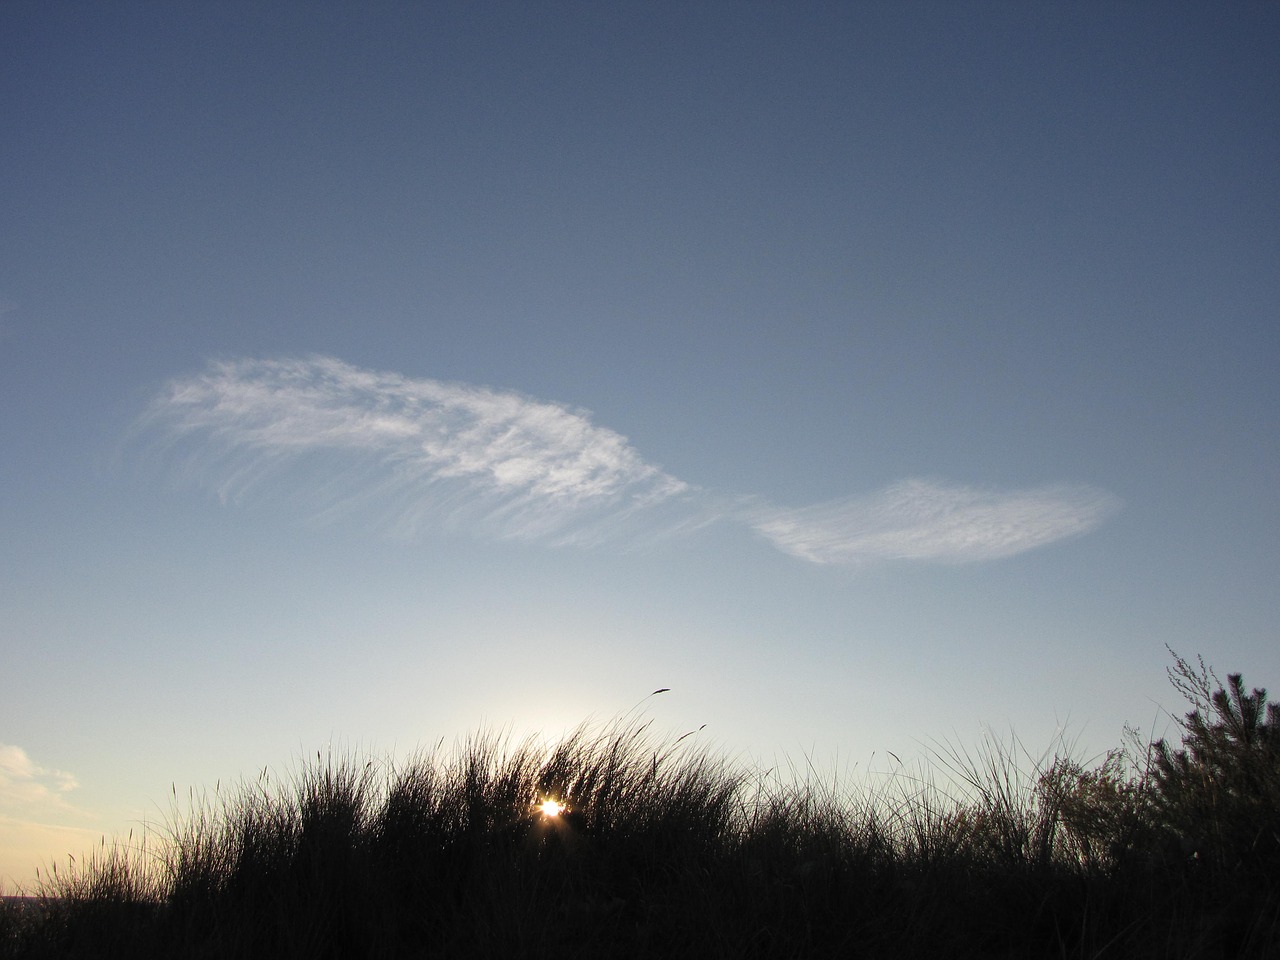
[3,651,1278,959]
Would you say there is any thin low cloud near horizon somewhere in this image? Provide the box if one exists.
[0,744,79,813]
[135,355,1121,565]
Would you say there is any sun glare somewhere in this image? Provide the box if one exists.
[539,798,565,817]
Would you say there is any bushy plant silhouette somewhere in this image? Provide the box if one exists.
[1149,653,1280,933]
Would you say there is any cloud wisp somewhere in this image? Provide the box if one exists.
[137,356,1119,564]
[0,744,78,812]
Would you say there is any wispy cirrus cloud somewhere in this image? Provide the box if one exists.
[139,356,697,546]
[135,356,1119,564]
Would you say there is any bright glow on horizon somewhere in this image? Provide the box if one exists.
[539,799,565,818]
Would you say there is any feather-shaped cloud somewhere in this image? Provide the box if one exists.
[137,356,1119,564]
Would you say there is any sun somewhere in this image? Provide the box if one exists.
[538,798,565,817]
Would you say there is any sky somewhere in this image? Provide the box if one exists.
[2,2,1277,892]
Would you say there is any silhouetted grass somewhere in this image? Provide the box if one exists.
[5,658,1279,959]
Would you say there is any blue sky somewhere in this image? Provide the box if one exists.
[2,2,1277,891]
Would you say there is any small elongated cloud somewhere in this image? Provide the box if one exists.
[136,356,1119,564]
[747,479,1121,565]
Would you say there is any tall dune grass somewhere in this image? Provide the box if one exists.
[4,656,1278,959]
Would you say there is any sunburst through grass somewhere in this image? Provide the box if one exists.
[538,798,566,818]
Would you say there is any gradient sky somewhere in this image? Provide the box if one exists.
[2,2,1278,892]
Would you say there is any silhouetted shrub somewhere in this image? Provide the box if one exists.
[1152,653,1280,876]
